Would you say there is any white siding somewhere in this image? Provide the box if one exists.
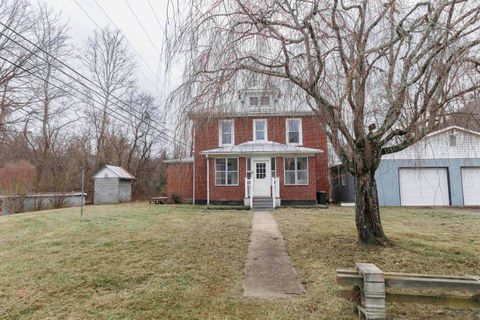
[383,128,480,160]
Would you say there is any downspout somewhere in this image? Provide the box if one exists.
[206,155,210,205]
[192,123,195,205]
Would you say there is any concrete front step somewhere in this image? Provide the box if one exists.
[252,197,274,211]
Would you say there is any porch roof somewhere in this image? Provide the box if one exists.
[200,141,323,156]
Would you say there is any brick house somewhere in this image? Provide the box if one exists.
[165,87,329,209]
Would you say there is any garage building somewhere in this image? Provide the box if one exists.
[331,126,480,206]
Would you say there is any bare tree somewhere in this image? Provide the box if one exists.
[0,0,40,136]
[22,2,77,190]
[166,0,480,244]
[81,27,136,170]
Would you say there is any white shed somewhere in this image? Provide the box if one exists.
[93,165,135,204]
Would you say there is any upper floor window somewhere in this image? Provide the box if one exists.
[286,118,302,145]
[219,120,234,146]
[249,96,259,106]
[253,119,267,141]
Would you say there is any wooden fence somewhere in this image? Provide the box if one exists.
[337,263,480,320]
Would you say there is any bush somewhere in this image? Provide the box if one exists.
[0,161,35,214]
[171,193,181,204]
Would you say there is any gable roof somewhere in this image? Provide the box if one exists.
[424,125,480,139]
[200,140,323,156]
[94,165,135,180]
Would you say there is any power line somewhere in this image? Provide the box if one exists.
[0,21,182,146]
[0,46,188,149]
[73,0,161,93]
[0,53,154,138]
[86,0,160,84]
[124,0,161,55]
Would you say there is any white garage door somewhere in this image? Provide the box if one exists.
[461,167,480,206]
[399,168,450,206]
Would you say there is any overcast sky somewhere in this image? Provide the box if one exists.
[46,0,177,105]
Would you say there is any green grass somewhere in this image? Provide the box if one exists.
[0,204,479,319]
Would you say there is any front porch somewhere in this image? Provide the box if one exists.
[200,140,323,209]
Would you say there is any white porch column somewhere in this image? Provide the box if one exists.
[206,155,210,205]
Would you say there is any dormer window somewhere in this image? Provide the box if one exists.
[286,118,302,145]
[219,120,234,146]
[253,119,267,141]
[249,96,259,106]
[260,96,270,106]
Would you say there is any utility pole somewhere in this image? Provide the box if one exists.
[80,168,85,222]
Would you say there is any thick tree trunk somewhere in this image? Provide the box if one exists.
[354,171,388,245]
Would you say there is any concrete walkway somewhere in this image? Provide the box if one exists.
[243,212,304,298]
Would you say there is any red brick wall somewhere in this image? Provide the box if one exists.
[192,115,329,202]
[166,163,193,203]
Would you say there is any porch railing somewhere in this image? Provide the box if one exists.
[245,176,280,208]
[245,177,254,208]
[271,177,280,208]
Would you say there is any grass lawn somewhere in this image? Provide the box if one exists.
[0,204,479,319]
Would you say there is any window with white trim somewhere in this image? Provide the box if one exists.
[219,120,234,146]
[286,118,302,145]
[284,157,308,185]
[253,119,267,141]
[215,158,238,185]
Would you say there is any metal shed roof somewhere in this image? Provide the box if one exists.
[94,165,136,180]
[200,141,323,156]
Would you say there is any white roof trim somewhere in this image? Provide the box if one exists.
[200,140,323,156]
[424,126,480,139]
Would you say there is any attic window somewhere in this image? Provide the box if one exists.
[260,96,270,105]
[249,96,259,106]
[449,133,457,147]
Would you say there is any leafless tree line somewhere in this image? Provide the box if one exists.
[0,0,167,201]
[165,0,480,244]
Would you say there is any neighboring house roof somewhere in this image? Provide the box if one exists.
[94,165,136,180]
[200,141,323,156]
[163,157,194,164]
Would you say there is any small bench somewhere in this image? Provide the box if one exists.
[337,263,480,319]
[149,196,168,204]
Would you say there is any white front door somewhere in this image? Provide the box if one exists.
[253,158,271,197]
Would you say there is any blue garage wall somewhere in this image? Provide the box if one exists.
[376,158,480,206]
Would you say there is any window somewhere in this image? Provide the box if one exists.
[260,96,270,105]
[256,162,266,179]
[249,96,259,106]
[246,157,252,179]
[271,157,276,177]
[253,119,267,141]
[215,158,238,185]
[286,118,302,145]
[219,120,234,146]
[284,157,308,185]
[449,134,457,147]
